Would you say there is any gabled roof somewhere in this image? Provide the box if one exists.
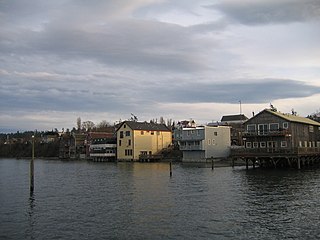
[221,114,248,122]
[117,121,171,132]
[249,109,320,126]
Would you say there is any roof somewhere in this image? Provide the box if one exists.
[118,121,171,132]
[87,132,115,139]
[251,109,320,126]
[221,114,248,122]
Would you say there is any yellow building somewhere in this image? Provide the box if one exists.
[116,121,172,161]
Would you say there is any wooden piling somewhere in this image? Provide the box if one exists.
[211,159,214,170]
[30,135,34,193]
[245,159,249,170]
[169,160,172,177]
[297,157,301,170]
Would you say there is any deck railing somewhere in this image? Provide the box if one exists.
[231,147,320,157]
[243,129,290,137]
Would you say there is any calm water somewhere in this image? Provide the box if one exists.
[1,158,320,240]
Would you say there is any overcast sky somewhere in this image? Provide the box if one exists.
[1,0,319,132]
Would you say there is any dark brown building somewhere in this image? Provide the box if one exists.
[232,108,320,168]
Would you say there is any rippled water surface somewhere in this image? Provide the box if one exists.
[1,158,320,239]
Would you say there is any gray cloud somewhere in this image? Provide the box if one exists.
[147,79,320,104]
[211,0,320,25]
[0,0,319,131]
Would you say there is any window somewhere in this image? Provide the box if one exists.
[246,142,252,148]
[253,142,258,148]
[299,141,302,147]
[214,132,218,136]
[267,141,278,148]
[120,131,123,138]
[212,139,215,145]
[281,141,287,148]
[260,142,266,148]
[125,149,133,156]
[124,124,126,128]
[258,124,268,135]
[125,131,130,136]
[283,122,289,129]
[309,126,314,132]
[119,140,121,146]
[247,124,256,132]
[191,130,195,134]
[269,123,279,131]
[128,139,131,146]
[208,139,211,145]
[197,130,201,136]
[151,131,154,135]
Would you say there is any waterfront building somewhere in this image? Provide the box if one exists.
[232,108,320,168]
[116,121,172,161]
[220,114,248,146]
[59,132,73,159]
[173,119,196,145]
[59,132,86,159]
[89,137,116,162]
[179,125,231,162]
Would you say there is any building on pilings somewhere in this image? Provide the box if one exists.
[231,108,320,169]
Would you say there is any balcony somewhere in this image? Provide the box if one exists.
[243,129,291,137]
[179,144,203,151]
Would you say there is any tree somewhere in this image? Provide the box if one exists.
[307,109,320,123]
[82,121,95,132]
[159,116,165,124]
[77,117,81,131]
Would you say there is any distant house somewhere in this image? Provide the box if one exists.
[221,114,248,146]
[179,125,231,162]
[233,108,320,168]
[59,132,72,159]
[42,131,59,143]
[116,121,172,161]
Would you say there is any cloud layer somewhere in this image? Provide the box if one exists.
[0,0,319,131]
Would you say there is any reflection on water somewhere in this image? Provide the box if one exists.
[26,192,36,240]
[0,159,319,240]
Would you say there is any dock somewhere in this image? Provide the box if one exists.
[231,147,320,169]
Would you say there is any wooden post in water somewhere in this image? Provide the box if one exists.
[211,158,214,170]
[30,135,34,193]
[297,157,301,170]
[169,160,172,177]
[245,159,249,170]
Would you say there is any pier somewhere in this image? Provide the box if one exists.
[231,147,320,169]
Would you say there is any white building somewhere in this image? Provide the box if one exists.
[89,138,117,161]
[179,125,231,162]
